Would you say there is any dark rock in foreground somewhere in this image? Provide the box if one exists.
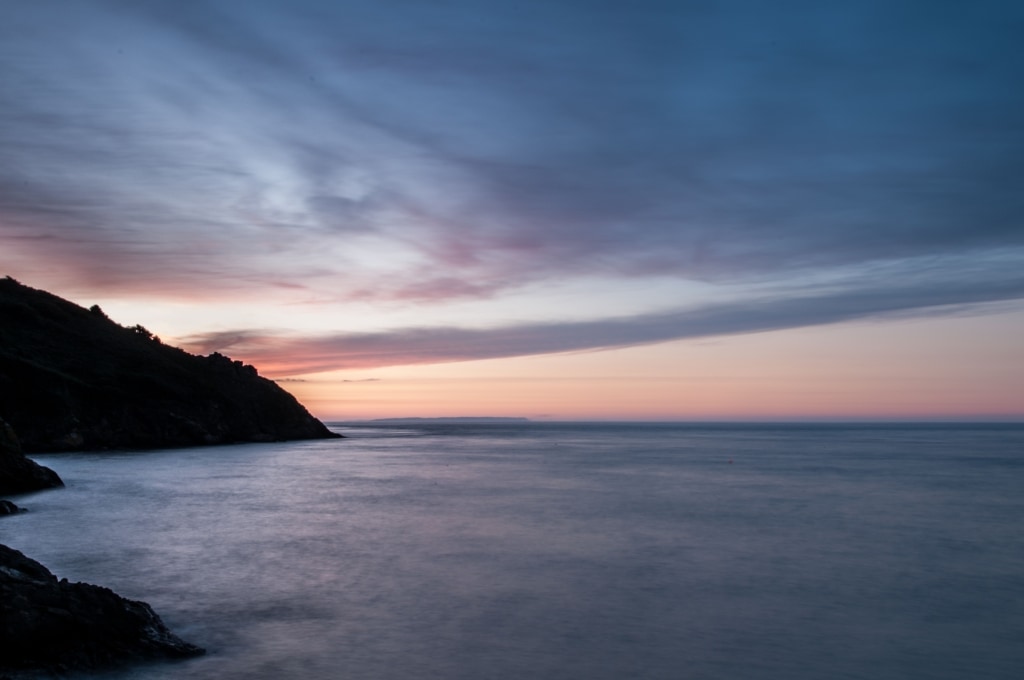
[0,544,204,677]
[0,418,63,495]
[0,277,340,452]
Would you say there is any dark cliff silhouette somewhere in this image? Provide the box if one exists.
[0,277,339,452]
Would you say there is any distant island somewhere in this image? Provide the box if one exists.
[0,276,341,676]
[365,417,531,424]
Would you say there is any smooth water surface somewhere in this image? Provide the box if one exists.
[3,423,1023,679]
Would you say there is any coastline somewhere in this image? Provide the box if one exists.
[0,419,206,676]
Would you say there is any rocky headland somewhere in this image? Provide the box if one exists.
[0,276,339,452]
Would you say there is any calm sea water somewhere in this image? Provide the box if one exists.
[3,423,1023,680]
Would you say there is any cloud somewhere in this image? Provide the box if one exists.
[2,1,1023,313]
[179,258,1024,374]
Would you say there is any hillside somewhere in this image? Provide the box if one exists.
[0,277,339,452]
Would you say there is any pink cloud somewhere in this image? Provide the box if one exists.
[176,271,1024,376]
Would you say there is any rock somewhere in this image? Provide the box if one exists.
[0,500,21,515]
[0,544,204,676]
[0,278,341,452]
[0,418,63,495]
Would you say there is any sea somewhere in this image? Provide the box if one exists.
[3,422,1023,680]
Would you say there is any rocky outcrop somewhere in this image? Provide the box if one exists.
[0,279,341,677]
[0,417,63,495]
[0,277,340,452]
[0,544,204,676]
[0,499,22,515]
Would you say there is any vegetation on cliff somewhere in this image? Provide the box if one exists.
[0,276,339,452]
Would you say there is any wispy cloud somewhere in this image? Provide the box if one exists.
[2,0,1023,346]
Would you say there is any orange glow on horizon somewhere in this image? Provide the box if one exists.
[276,309,1024,422]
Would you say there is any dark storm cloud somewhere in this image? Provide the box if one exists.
[2,0,1023,321]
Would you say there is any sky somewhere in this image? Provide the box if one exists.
[2,0,1023,420]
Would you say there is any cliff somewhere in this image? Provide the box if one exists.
[0,277,339,452]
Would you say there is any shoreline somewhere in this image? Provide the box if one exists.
[0,419,205,677]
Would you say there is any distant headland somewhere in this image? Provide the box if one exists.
[365,417,531,424]
[0,276,339,452]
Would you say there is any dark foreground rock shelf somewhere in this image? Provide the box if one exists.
[0,277,340,452]
[0,277,343,677]
[0,544,204,677]
[0,499,22,515]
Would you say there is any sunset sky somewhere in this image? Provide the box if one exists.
[2,0,1022,420]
